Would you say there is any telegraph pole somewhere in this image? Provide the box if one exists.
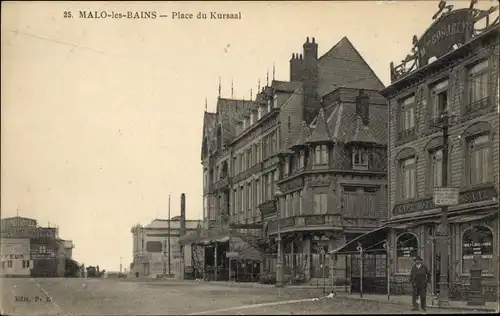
[437,111,450,306]
[168,194,172,277]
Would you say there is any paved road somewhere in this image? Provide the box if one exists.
[0,278,476,315]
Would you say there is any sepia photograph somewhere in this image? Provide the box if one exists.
[1,0,499,315]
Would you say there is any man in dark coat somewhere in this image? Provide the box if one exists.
[410,256,430,311]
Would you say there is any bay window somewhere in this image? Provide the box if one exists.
[352,148,368,169]
[312,193,327,214]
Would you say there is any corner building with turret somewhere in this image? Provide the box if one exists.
[180,36,389,286]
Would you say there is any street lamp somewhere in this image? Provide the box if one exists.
[275,188,284,288]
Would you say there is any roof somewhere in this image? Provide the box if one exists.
[217,98,255,144]
[306,107,333,144]
[317,37,385,96]
[271,80,302,93]
[292,121,310,149]
[324,97,387,145]
[201,111,217,158]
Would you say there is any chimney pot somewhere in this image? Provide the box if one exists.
[306,37,310,43]
[299,54,303,59]
[312,37,316,43]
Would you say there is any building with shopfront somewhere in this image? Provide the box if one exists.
[376,1,498,300]
[0,216,76,277]
[180,36,388,284]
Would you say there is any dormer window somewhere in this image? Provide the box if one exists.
[298,151,305,168]
[243,119,247,130]
[250,113,255,125]
[352,148,368,170]
[267,100,271,112]
[258,106,263,120]
[273,94,278,108]
[314,145,329,165]
[283,159,289,177]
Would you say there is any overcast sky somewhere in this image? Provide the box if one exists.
[1,0,496,271]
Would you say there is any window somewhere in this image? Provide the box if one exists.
[248,183,252,211]
[396,233,419,274]
[39,245,47,253]
[271,132,277,155]
[262,137,268,159]
[250,113,255,125]
[258,106,263,120]
[256,179,261,206]
[430,148,443,189]
[243,119,247,130]
[298,151,305,168]
[352,148,368,169]
[312,193,328,214]
[299,191,303,215]
[314,145,329,165]
[266,173,272,201]
[273,94,278,108]
[468,60,489,105]
[400,157,416,200]
[430,80,449,118]
[468,134,491,185]
[399,95,415,132]
[7,260,12,268]
[283,159,289,177]
[462,226,493,275]
[247,148,252,168]
[267,100,271,112]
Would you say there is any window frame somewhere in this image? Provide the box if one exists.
[314,145,329,166]
[312,193,328,214]
[399,156,417,200]
[429,147,444,190]
[466,133,492,186]
[430,78,449,119]
[461,225,494,276]
[395,232,419,275]
[352,147,369,170]
[467,59,490,109]
[399,95,416,132]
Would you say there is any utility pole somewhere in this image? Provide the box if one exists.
[437,111,450,306]
[275,189,284,287]
[168,194,172,277]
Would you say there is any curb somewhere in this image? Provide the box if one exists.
[331,293,497,312]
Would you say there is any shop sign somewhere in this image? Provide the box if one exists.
[417,9,472,66]
[462,240,493,258]
[0,254,25,260]
[397,246,416,258]
[433,187,459,206]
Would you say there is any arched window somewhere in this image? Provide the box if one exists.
[462,225,494,275]
[396,232,419,274]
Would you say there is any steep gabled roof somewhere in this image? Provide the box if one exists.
[306,107,333,144]
[317,37,385,96]
[292,121,310,149]
[217,98,254,144]
[326,98,387,146]
[346,116,379,145]
[272,80,302,93]
[201,111,217,159]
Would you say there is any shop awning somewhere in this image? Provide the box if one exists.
[449,211,498,224]
[329,226,390,255]
[227,236,262,261]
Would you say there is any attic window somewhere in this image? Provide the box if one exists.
[258,106,263,120]
[250,113,255,125]
[273,95,278,108]
[267,100,271,112]
[243,119,247,130]
[352,148,368,170]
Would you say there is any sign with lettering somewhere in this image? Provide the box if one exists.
[462,226,493,258]
[417,9,472,66]
[433,187,459,206]
[0,254,25,260]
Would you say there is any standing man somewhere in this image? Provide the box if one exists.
[410,256,431,311]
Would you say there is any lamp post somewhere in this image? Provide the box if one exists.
[437,111,450,307]
[275,188,284,288]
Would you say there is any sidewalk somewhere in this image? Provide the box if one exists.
[331,291,498,312]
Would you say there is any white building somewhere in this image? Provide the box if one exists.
[130,216,200,278]
[0,238,32,277]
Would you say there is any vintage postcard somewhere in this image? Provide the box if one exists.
[1,0,499,315]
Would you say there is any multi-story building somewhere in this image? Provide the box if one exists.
[0,216,76,277]
[379,1,499,299]
[130,215,200,278]
[0,238,31,277]
[181,36,388,284]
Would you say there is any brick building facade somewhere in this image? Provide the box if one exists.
[379,1,499,298]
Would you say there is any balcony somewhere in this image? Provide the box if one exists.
[233,163,263,184]
[266,214,342,235]
[396,127,416,142]
[465,97,490,116]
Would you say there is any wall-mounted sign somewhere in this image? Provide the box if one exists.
[417,9,473,66]
[1,254,25,260]
[434,187,459,206]
[1,217,37,228]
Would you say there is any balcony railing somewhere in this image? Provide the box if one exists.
[214,176,230,191]
[267,214,342,235]
[465,97,490,115]
[397,127,416,141]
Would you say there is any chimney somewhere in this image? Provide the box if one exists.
[302,37,320,123]
[356,89,370,125]
[180,193,186,237]
[289,53,303,82]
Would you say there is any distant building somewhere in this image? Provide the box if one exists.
[130,216,200,278]
[0,216,75,277]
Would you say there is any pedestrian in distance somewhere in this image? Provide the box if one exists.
[410,256,431,312]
